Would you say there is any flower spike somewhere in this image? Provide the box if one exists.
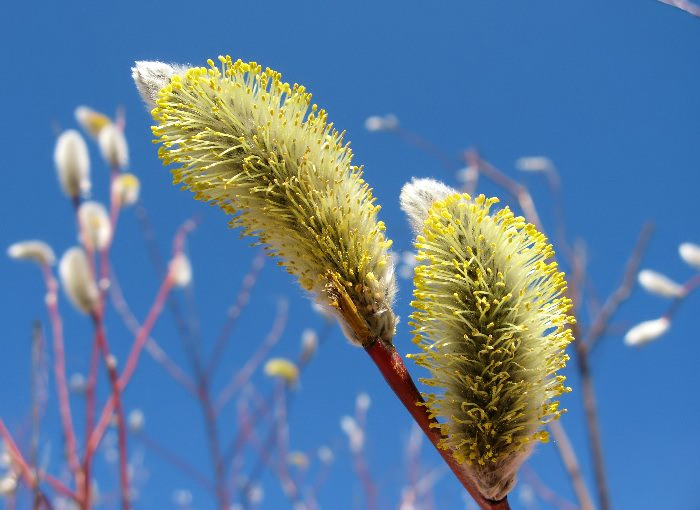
[134,56,396,346]
[403,184,574,501]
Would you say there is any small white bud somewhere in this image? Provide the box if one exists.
[106,355,117,370]
[264,358,299,384]
[75,106,112,139]
[515,156,554,173]
[364,116,384,132]
[98,123,129,169]
[364,113,399,132]
[168,253,192,287]
[132,61,186,111]
[7,240,55,266]
[172,489,192,507]
[317,446,334,464]
[679,242,700,270]
[54,130,90,198]
[637,269,684,298]
[456,165,478,184]
[0,474,17,496]
[248,483,264,504]
[300,328,318,360]
[58,247,99,315]
[112,173,141,207]
[78,201,112,251]
[624,317,670,347]
[68,373,87,394]
[356,392,371,413]
[400,178,458,235]
[127,409,145,433]
[287,451,309,470]
[340,416,364,453]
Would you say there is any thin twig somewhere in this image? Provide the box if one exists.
[521,464,580,510]
[658,0,700,16]
[586,223,654,351]
[549,421,595,510]
[215,299,289,413]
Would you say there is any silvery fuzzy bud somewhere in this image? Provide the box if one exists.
[679,242,700,270]
[7,240,55,266]
[637,269,684,298]
[58,247,99,315]
[78,201,112,251]
[624,317,670,347]
[54,130,90,198]
[98,123,129,169]
[168,253,192,287]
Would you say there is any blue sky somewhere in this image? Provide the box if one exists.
[1,1,699,509]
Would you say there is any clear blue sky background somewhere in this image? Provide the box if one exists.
[1,2,699,509]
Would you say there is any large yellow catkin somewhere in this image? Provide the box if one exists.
[136,57,396,346]
[405,187,574,500]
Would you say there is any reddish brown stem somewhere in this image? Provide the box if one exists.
[364,340,510,510]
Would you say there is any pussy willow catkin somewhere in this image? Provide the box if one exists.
[134,57,396,346]
[404,182,574,500]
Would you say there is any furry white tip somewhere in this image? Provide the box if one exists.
[637,269,684,299]
[132,60,184,110]
[399,178,457,235]
[624,317,670,347]
[679,242,700,270]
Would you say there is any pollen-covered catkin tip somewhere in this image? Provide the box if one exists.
[407,185,574,501]
[132,61,181,110]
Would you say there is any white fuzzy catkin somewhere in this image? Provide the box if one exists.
[515,156,553,173]
[54,130,90,198]
[168,253,192,287]
[58,247,99,315]
[679,242,700,270]
[399,178,458,235]
[624,317,670,347]
[78,201,112,251]
[98,123,129,168]
[7,240,56,266]
[637,269,684,298]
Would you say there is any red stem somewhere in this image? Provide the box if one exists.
[364,340,510,510]
[41,265,82,492]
